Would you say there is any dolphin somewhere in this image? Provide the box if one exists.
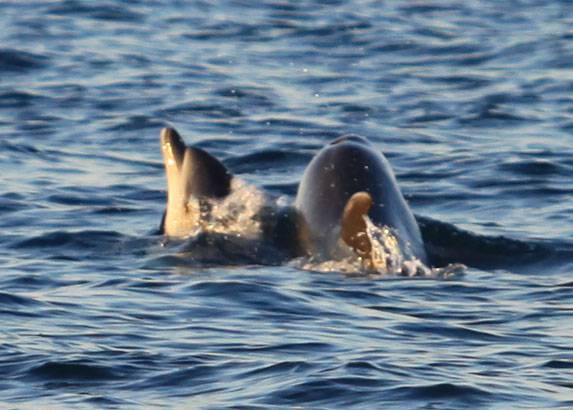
[160,127,232,237]
[159,128,427,269]
[295,135,428,267]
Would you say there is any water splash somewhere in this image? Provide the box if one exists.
[176,178,269,239]
[366,218,404,273]
[297,217,465,278]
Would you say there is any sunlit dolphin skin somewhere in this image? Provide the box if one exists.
[295,135,428,266]
[160,127,232,236]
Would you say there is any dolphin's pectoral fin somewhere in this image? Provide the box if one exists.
[341,192,373,263]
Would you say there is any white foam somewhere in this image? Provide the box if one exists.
[295,216,465,278]
[185,178,268,239]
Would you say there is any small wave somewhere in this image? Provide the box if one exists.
[398,3,466,16]
[213,86,276,108]
[0,139,65,162]
[0,197,28,215]
[542,359,573,369]
[224,342,337,355]
[268,377,384,407]
[240,361,313,378]
[125,365,218,390]
[78,396,138,408]
[499,159,569,177]
[409,41,485,58]
[396,321,506,343]
[183,279,321,318]
[27,361,122,382]
[0,291,43,307]
[11,230,128,254]
[460,106,531,126]
[255,117,319,130]
[160,101,243,119]
[47,193,113,207]
[389,382,493,401]
[421,73,492,90]
[0,48,49,73]
[105,115,165,132]
[184,22,271,42]
[47,1,144,23]
[0,90,49,109]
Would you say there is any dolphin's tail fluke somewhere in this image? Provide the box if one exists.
[341,191,373,266]
[160,127,232,236]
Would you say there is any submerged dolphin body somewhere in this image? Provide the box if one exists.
[295,135,428,267]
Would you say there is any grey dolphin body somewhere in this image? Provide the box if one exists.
[295,135,428,265]
[160,127,232,236]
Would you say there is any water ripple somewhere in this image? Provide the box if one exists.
[26,361,124,382]
[0,49,49,73]
[47,1,145,23]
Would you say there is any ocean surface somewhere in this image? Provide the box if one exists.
[1,0,572,408]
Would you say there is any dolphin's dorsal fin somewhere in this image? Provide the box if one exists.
[160,127,232,237]
[341,191,373,263]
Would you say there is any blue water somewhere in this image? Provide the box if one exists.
[1,0,573,408]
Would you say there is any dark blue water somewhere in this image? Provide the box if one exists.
[1,1,573,408]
